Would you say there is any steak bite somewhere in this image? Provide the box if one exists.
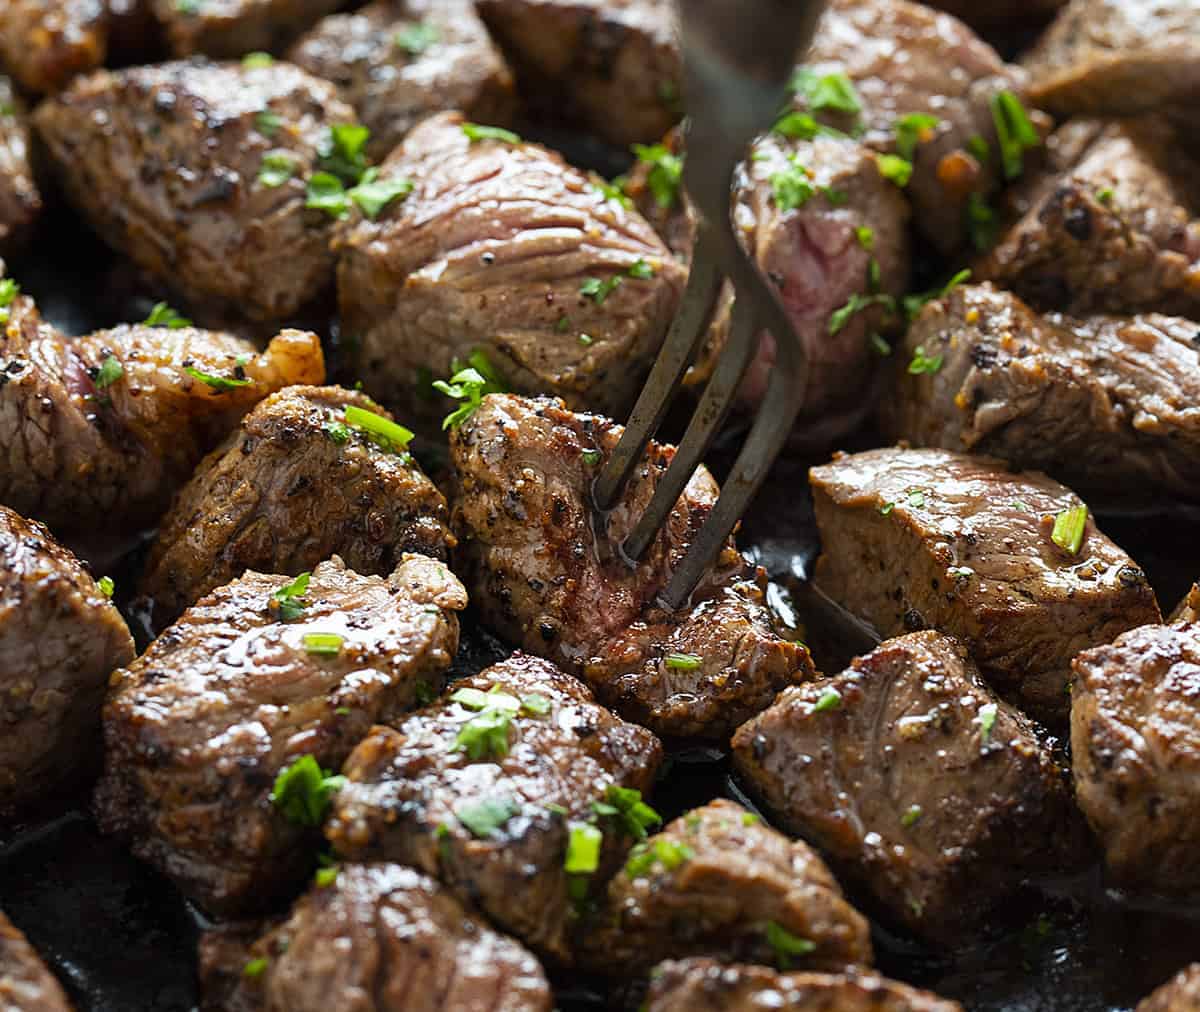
[1022,0,1200,123]
[221,865,552,1012]
[884,284,1200,503]
[0,281,324,533]
[151,0,343,58]
[0,0,106,94]
[809,447,1160,722]
[449,394,814,739]
[0,505,134,817]
[139,385,454,628]
[1071,623,1200,896]
[93,554,466,916]
[34,60,359,322]
[326,653,664,963]
[335,111,685,421]
[732,632,1080,943]
[289,0,515,161]
[1138,965,1200,1012]
[0,85,42,254]
[645,958,964,1012]
[474,0,680,148]
[976,120,1200,317]
[576,798,872,975]
[0,910,72,1012]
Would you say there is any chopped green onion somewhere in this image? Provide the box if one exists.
[823,185,847,206]
[344,404,413,453]
[627,258,655,280]
[564,822,603,874]
[894,113,939,161]
[314,864,338,887]
[581,449,601,466]
[791,69,862,119]
[432,349,507,429]
[877,154,913,187]
[243,957,268,979]
[452,686,521,713]
[966,134,990,162]
[461,123,521,145]
[966,191,998,251]
[869,333,891,357]
[241,52,273,68]
[879,501,895,516]
[812,687,841,713]
[765,921,816,968]
[302,632,343,656]
[184,365,251,391]
[771,156,815,211]
[94,355,123,389]
[854,226,874,250]
[593,784,661,840]
[318,123,371,185]
[592,177,631,208]
[772,110,846,141]
[324,420,350,444]
[828,292,895,335]
[257,151,297,188]
[1096,187,1114,205]
[143,302,191,328]
[394,20,439,56]
[665,653,702,671]
[255,110,282,136]
[453,706,514,760]
[578,333,593,346]
[0,278,18,323]
[273,572,310,622]
[901,804,923,827]
[1012,500,1030,512]
[977,702,999,745]
[544,802,568,816]
[991,90,1040,181]
[624,838,694,878]
[631,143,683,209]
[521,693,551,716]
[907,488,926,508]
[455,795,520,839]
[97,576,115,598]
[741,812,759,827]
[907,345,944,375]
[270,755,345,827]
[580,275,622,304]
[1051,505,1088,555]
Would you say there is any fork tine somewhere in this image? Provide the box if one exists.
[592,224,722,512]
[621,291,760,563]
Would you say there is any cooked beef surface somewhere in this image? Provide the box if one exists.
[335,111,685,422]
[1022,0,1200,123]
[803,0,1037,255]
[1071,622,1200,896]
[94,554,466,916]
[809,447,1161,722]
[1137,965,1200,1012]
[0,505,134,816]
[0,0,106,94]
[449,394,813,739]
[0,910,72,1012]
[326,652,663,963]
[223,865,552,1012]
[645,958,963,1012]
[976,120,1200,316]
[732,631,1080,942]
[34,60,358,322]
[577,798,872,975]
[474,0,679,147]
[0,282,323,533]
[289,0,515,161]
[139,385,454,629]
[885,284,1200,503]
[1171,585,1200,625]
[0,86,41,255]
[151,0,343,58]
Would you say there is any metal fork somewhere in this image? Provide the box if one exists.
[593,0,826,611]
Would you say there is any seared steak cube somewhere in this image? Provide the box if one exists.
[1071,623,1200,896]
[645,958,963,1012]
[326,653,663,963]
[139,385,454,628]
[1023,0,1200,124]
[733,632,1080,943]
[449,394,814,739]
[289,0,516,161]
[577,798,872,974]
[0,0,106,94]
[35,60,359,322]
[152,0,343,58]
[0,505,134,817]
[335,112,684,422]
[1171,585,1200,625]
[94,554,466,916]
[221,865,552,1012]
[884,284,1200,503]
[809,447,1160,722]
[0,281,324,534]
[977,120,1200,317]
[1137,965,1200,1012]
[475,0,680,147]
[0,84,42,254]
[0,910,72,1012]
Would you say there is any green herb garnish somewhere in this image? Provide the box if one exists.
[627,259,655,280]
[581,275,622,304]
[592,177,631,208]
[828,292,894,335]
[255,110,282,136]
[302,632,343,656]
[894,113,939,161]
[966,134,990,162]
[631,143,684,209]
[907,345,944,375]
[324,420,350,444]
[94,355,123,389]
[184,365,251,390]
[901,804,923,827]
[812,687,841,713]
[241,52,273,68]
[455,795,520,839]
[665,653,702,670]
[0,278,18,323]
[591,784,661,840]
[270,754,345,827]
[395,21,440,56]
[242,957,268,979]
[624,838,694,878]
[273,572,310,622]
[877,153,913,187]
[771,156,815,211]
[564,822,603,874]
[966,192,998,251]
[453,706,514,760]
[315,864,339,888]
[765,921,816,968]
[143,302,191,328]
[461,123,521,145]
[318,123,371,185]
[257,151,297,188]
[991,90,1039,181]
[97,576,115,598]
[1051,505,1088,555]
[977,702,999,745]
[348,168,413,219]
[432,349,506,429]
[791,69,862,119]
[854,225,874,250]
[344,404,413,453]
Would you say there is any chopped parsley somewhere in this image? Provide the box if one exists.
[302,632,343,656]
[314,864,338,888]
[270,754,345,827]
[581,449,601,466]
[0,278,18,323]
[772,110,847,141]
[323,420,350,444]
[741,812,759,827]
[966,192,998,251]
[764,921,816,968]
[907,345,944,375]
[894,113,939,161]
[318,123,371,185]
[812,687,841,713]
[344,404,413,453]
[901,268,972,322]
[628,258,655,280]
[578,333,594,346]
[395,21,440,56]
[241,52,273,68]
[966,134,990,162]
[977,702,999,745]
[564,822,603,874]
[521,693,551,717]
[581,275,622,304]
[879,501,895,516]
[1051,505,1088,555]
[869,332,892,356]
[305,172,349,217]
[255,110,282,136]
[242,958,268,979]
[828,292,894,335]
[631,143,683,209]
[991,90,1040,181]
[461,122,521,145]
[432,349,506,429]
[901,804,923,827]
[592,177,631,208]
[770,156,815,211]
[591,785,661,840]
[791,69,862,120]
[907,488,927,508]
[854,226,874,250]
[1096,187,1114,205]
[455,795,520,839]
[877,153,913,187]
[348,169,414,219]
[451,685,521,713]
[94,355,123,389]
[272,572,310,622]
[625,838,694,877]
[184,365,251,391]
[665,652,701,670]
[257,151,297,188]
[453,705,514,760]
[1012,500,1031,512]
[97,576,115,598]
[143,302,191,328]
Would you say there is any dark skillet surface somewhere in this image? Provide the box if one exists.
[3,123,1200,1012]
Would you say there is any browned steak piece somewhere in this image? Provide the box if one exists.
[1137,965,1200,1012]
[645,958,963,1012]
[0,0,106,94]
[151,0,342,58]
[885,284,1200,504]
[0,85,42,254]
[326,653,663,963]
[732,632,1081,943]
[1171,585,1200,625]
[220,865,552,1012]
[94,554,465,917]
[0,910,72,1012]
[802,0,1041,255]
[34,60,358,322]
[449,394,814,739]
[1023,0,1200,124]
[474,0,679,147]
[0,505,134,817]
[139,385,454,628]
[1071,623,1200,896]
[809,447,1161,722]
[976,120,1200,316]
[335,111,685,422]
[289,0,516,161]
[576,798,872,975]
[0,281,324,534]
